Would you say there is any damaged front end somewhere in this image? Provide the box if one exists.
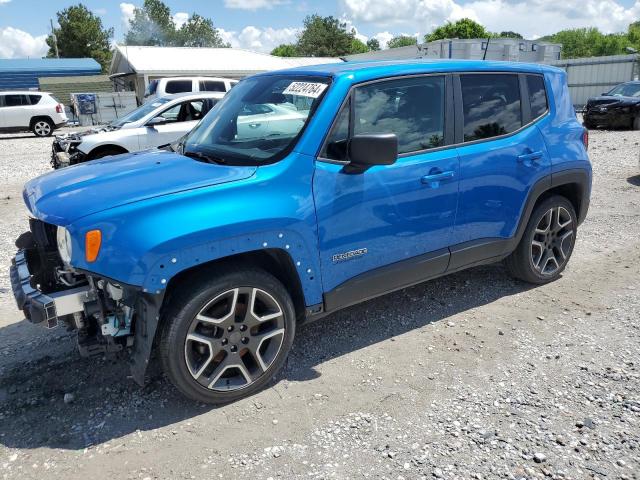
[51,126,117,169]
[9,218,163,384]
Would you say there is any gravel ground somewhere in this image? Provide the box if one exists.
[0,128,639,480]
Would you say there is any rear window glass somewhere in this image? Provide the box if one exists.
[200,80,225,92]
[527,75,548,119]
[165,80,193,94]
[28,95,42,105]
[461,74,522,142]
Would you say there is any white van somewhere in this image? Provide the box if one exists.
[144,77,238,102]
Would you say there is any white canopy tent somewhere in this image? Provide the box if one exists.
[109,45,343,101]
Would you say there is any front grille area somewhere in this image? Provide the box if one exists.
[23,219,63,293]
[29,218,58,251]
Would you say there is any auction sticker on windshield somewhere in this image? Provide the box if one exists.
[283,82,328,98]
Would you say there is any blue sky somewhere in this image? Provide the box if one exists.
[1,0,639,58]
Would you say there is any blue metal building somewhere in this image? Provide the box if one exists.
[0,58,101,91]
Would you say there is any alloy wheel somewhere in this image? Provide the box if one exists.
[530,206,574,276]
[184,287,286,392]
[34,121,51,136]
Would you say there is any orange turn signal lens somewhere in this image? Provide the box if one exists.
[85,229,102,262]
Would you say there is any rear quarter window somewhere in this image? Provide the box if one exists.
[460,74,522,142]
[527,75,548,119]
[165,80,193,94]
[28,95,42,105]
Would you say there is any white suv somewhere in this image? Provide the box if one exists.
[51,92,224,168]
[144,77,238,102]
[0,91,67,137]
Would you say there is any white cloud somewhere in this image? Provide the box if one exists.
[0,0,12,4]
[173,12,189,29]
[0,27,48,58]
[372,31,395,49]
[224,0,287,10]
[340,0,640,39]
[119,2,136,31]
[220,26,299,52]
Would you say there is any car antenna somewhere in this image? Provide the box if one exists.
[482,36,490,60]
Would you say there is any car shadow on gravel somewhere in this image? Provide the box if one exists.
[0,263,533,451]
[627,175,640,186]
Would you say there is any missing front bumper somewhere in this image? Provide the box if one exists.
[10,250,91,328]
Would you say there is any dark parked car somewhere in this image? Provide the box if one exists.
[583,81,640,130]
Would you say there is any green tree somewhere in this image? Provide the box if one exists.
[175,13,229,47]
[350,38,370,54]
[498,31,523,39]
[296,15,359,57]
[46,4,113,72]
[426,18,491,42]
[543,27,628,58]
[124,0,175,46]
[366,38,381,51]
[271,43,299,57]
[124,0,227,47]
[387,35,417,49]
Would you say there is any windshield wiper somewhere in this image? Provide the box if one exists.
[183,150,226,165]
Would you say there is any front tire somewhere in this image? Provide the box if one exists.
[505,195,577,284]
[160,267,296,404]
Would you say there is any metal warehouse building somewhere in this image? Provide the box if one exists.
[0,58,102,91]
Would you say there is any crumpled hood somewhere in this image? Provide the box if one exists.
[587,95,640,108]
[24,150,257,225]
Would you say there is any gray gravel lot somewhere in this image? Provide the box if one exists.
[0,128,639,480]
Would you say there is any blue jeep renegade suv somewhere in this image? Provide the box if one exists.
[10,60,591,403]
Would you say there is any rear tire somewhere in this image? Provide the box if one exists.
[32,118,53,137]
[159,267,296,404]
[505,195,577,284]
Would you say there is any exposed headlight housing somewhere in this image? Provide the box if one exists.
[56,226,72,264]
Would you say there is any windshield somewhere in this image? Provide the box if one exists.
[607,83,640,97]
[111,98,171,127]
[181,75,330,165]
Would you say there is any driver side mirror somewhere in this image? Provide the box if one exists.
[345,134,398,173]
[147,116,167,127]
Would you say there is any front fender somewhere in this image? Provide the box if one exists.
[68,152,324,306]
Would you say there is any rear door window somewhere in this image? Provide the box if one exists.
[4,94,29,106]
[165,80,193,94]
[526,75,548,119]
[460,74,522,142]
[199,80,226,92]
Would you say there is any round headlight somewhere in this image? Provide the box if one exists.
[56,226,73,264]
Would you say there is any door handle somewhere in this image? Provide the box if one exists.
[517,151,543,163]
[421,170,455,187]
[249,123,261,129]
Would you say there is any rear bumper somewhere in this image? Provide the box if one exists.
[10,249,90,328]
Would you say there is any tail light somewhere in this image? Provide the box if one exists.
[56,104,63,114]
[582,128,589,150]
